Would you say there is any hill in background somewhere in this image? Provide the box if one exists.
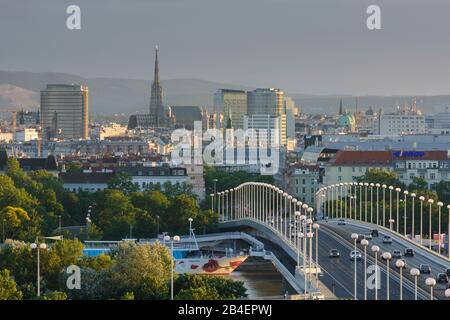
[0,70,449,116]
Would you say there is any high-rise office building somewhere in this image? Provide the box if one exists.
[246,88,286,145]
[247,88,284,116]
[40,84,89,140]
[214,89,247,129]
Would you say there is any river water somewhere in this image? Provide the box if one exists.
[227,270,292,299]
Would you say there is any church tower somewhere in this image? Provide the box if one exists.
[149,46,165,127]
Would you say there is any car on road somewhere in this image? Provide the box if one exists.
[364,232,373,240]
[329,249,340,258]
[445,268,450,277]
[394,259,407,268]
[419,264,431,274]
[392,250,402,259]
[437,273,449,283]
[337,219,346,225]
[356,234,364,243]
[350,250,362,261]
[382,236,393,244]
[371,229,379,237]
[404,248,414,257]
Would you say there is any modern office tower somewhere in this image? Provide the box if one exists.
[246,88,286,145]
[214,89,247,129]
[40,84,89,140]
[149,46,166,127]
[244,113,287,146]
[247,88,285,116]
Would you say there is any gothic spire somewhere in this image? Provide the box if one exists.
[154,45,160,84]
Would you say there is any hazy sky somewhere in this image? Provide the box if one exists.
[1,0,450,95]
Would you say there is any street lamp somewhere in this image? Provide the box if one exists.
[364,183,369,222]
[395,188,401,233]
[188,218,193,238]
[370,183,374,223]
[388,186,394,229]
[445,288,450,299]
[351,233,359,300]
[411,193,416,241]
[361,239,369,300]
[410,268,420,300]
[403,190,408,236]
[389,219,395,231]
[30,240,48,297]
[375,183,380,225]
[395,259,405,300]
[313,223,320,287]
[164,234,181,300]
[437,202,443,255]
[425,277,436,300]
[382,252,392,300]
[419,196,425,246]
[371,245,380,300]
[306,230,314,296]
[382,184,387,227]
[428,199,434,250]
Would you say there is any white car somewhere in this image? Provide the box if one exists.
[382,236,393,244]
[350,250,362,261]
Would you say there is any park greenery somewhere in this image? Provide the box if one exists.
[0,240,247,300]
[0,158,253,300]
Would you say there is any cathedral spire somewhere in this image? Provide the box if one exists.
[339,98,343,115]
[149,45,164,126]
[153,45,160,84]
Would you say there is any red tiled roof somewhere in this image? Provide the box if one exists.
[331,151,392,166]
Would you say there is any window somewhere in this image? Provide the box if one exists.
[430,173,436,180]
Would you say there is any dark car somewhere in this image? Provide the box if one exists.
[437,273,449,283]
[445,268,450,277]
[382,236,393,244]
[419,264,431,274]
[356,234,364,244]
[392,250,402,259]
[371,229,379,237]
[329,249,340,258]
[404,248,414,257]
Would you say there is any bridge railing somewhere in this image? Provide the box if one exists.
[211,182,321,277]
[315,182,450,262]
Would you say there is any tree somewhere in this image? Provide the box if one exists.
[166,194,199,234]
[39,291,67,300]
[408,177,428,192]
[174,274,247,300]
[96,189,138,240]
[107,172,139,195]
[0,269,23,300]
[436,181,450,204]
[65,162,83,173]
[356,168,405,189]
[0,206,31,240]
[108,241,172,299]
[175,286,219,300]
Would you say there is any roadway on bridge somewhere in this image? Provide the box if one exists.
[314,222,420,300]
[321,220,449,299]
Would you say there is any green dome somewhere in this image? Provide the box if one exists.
[337,114,355,127]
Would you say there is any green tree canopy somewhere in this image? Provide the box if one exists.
[0,269,23,300]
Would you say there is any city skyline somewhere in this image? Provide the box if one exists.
[2,0,450,96]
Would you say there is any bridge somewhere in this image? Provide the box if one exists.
[211,182,450,300]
